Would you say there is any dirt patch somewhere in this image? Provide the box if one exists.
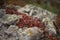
[7,0,27,7]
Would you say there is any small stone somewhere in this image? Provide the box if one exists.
[5,25,18,34]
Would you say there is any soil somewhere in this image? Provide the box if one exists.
[7,0,27,7]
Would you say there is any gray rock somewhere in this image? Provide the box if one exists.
[17,27,43,40]
[0,14,21,24]
[5,25,18,34]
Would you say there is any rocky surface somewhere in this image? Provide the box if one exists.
[0,4,59,40]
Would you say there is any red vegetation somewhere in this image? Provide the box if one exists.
[6,8,45,29]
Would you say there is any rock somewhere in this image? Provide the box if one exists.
[7,37,18,40]
[0,9,6,18]
[0,14,22,24]
[0,4,57,40]
[42,17,56,35]
[5,25,18,34]
[29,9,34,16]
[17,27,43,40]
[19,4,56,20]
